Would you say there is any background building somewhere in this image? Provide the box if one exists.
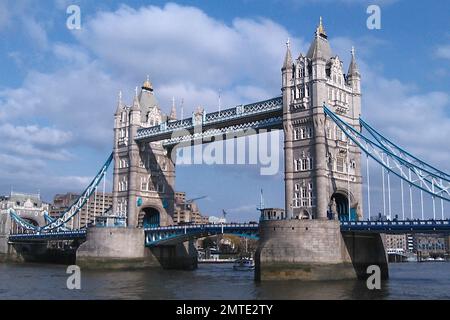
[173,192,209,225]
[50,192,113,228]
[261,208,286,221]
[0,191,49,233]
[414,234,447,258]
[384,234,408,254]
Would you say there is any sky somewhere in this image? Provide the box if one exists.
[0,0,449,222]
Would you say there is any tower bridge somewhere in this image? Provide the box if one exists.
[2,19,450,281]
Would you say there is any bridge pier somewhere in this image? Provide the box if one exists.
[0,235,22,263]
[149,240,198,270]
[255,220,388,281]
[76,227,198,270]
[76,227,160,269]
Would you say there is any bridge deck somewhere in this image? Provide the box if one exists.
[8,220,450,244]
[135,97,283,146]
[8,230,87,242]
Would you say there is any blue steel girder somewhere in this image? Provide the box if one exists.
[360,118,450,181]
[10,153,113,234]
[8,230,87,242]
[341,220,450,234]
[145,224,259,246]
[324,106,450,203]
[135,97,283,146]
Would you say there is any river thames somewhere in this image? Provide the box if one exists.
[1,262,450,300]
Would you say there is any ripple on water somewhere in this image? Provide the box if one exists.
[1,262,450,299]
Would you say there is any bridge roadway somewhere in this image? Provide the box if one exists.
[7,220,450,244]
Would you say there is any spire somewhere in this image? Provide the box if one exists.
[282,38,293,70]
[169,97,177,120]
[115,90,123,115]
[131,86,140,111]
[316,16,327,38]
[307,17,332,60]
[348,46,360,76]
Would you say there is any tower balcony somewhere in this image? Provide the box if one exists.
[291,97,310,111]
[331,100,349,114]
[118,137,128,146]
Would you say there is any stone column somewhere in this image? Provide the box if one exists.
[314,111,328,220]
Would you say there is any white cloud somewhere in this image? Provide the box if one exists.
[436,45,450,60]
[0,3,303,198]
[0,1,11,30]
[1,1,448,206]
[21,17,49,50]
[75,3,305,106]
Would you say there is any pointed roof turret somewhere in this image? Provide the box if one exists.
[348,46,360,76]
[115,90,124,115]
[169,97,177,120]
[282,38,293,70]
[131,86,140,111]
[307,17,333,61]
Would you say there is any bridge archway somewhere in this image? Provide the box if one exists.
[331,192,356,222]
[142,207,160,228]
[297,210,310,220]
[22,218,40,227]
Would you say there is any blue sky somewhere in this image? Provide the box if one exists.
[0,0,449,221]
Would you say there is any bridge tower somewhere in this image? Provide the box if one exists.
[112,78,176,228]
[256,19,388,281]
[283,18,363,221]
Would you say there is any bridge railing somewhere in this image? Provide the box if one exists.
[144,223,259,232]
[135,97,282,141]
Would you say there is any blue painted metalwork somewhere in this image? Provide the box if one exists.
[161,116,283,147]
[341,220,450,234]
[135,97,283,144]
[43,212,55,224]
[145,220,450,246]
[8,230,87,242]
[324,106,450,202]
[143,210,160,229]
[10,153,113,234]
[360,118,450,181]
[9,219,450,244]
[145,223,259,246]
[9,209,39,231]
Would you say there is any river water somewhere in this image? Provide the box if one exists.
[0,262,449,300]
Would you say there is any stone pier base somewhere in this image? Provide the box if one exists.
[0,235,22,263]
[76,227,160,269]
[76,227,198,270]
[255,220,388,281]
[150,240,198,270]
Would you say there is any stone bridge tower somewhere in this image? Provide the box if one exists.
[112,78,176,228]
[256,19,388,281]
[283,18,363,221]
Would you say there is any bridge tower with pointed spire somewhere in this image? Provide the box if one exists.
[256,18,388,281]
[112,78,177,229]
